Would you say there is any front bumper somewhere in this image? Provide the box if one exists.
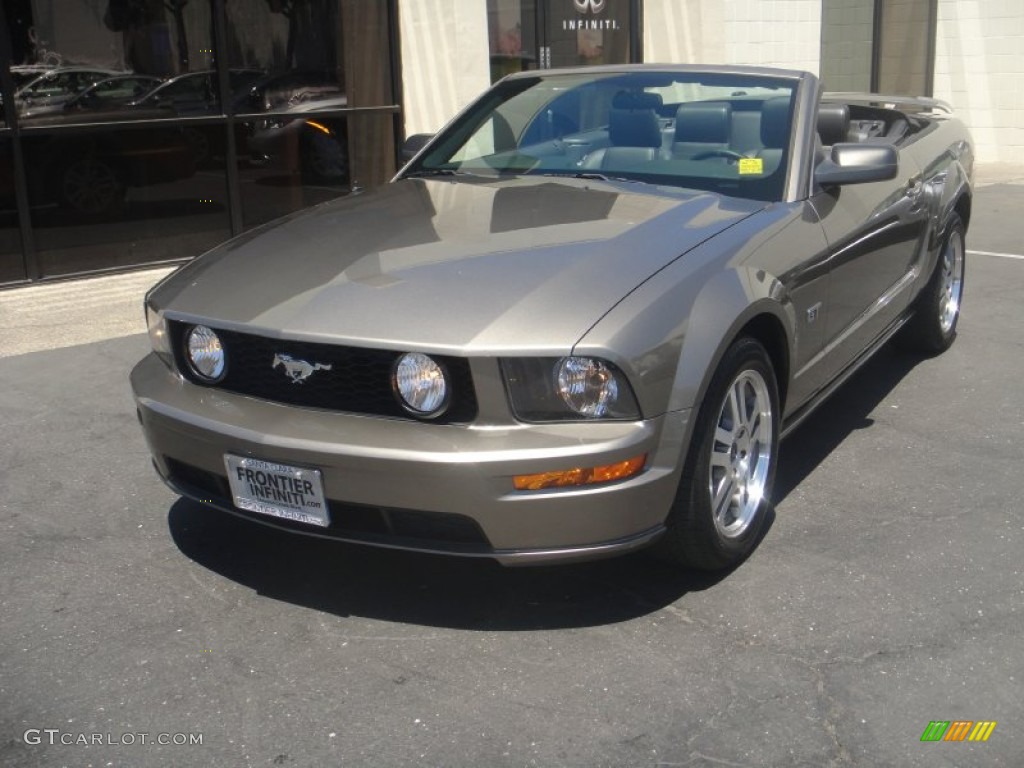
[131,353,690,565]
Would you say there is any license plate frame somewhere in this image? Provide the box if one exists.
[224,455,330,528]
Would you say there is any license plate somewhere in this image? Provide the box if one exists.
[224,455,329,527]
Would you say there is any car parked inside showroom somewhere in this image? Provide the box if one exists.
[126,68,265,165]
[246,89,349,183]
[4,105,197,216]
[14,66,127,111]
[17,74,164,118]
[132,65,972,570]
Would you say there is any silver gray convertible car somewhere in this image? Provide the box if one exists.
[131,65,973,570]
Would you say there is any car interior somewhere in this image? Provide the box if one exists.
[422,75,933,203]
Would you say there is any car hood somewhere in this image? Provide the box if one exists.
[151,177,764,353]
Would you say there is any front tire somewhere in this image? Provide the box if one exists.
[661,338,780,571]
[59,156,125,216]
[897,212,965,354]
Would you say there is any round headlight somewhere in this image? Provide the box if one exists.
[556,357,620,417]
[185,324,226,382]
[393,352,449,417]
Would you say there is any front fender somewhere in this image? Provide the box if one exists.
[572,255,796,420]
[670,268,795,414]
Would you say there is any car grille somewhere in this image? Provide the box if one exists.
[164,458,491,552]
[169,322,477,423]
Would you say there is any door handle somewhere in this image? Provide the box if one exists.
[906,178,923,198]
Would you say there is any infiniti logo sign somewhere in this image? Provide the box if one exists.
[564,0,619,31]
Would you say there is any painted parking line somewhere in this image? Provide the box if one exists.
[967,249,1024,261]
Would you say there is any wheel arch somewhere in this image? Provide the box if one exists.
[670,268,796,418]
[735,312,790,413]
[953,191,971,232]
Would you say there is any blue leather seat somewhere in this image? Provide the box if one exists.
[672,101,732,161]
[581,91,664,170]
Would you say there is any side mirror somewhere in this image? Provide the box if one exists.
[401,133,433,163]
[815,143,898,187]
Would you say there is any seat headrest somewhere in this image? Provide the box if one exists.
[608,108,663,148]
[760,96,792,149]
[817,103,851,145]
[611,90,663,112]
[674,102,732,144]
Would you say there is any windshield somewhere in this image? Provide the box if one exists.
[407,71,798,202]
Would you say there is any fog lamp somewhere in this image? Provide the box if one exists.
[393,352,449,417]
[185,324,226,382]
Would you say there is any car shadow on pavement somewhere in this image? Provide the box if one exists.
[774,343,922,502]
[166,344,923,630]
[168,499,735,630]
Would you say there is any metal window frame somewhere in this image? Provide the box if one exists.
[0,4,36,282]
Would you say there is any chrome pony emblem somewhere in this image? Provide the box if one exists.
[574,0,606,12]
[272,353,332,384]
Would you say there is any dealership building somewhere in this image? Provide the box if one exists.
[1,0,1020,285]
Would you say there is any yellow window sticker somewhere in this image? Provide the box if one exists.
[738,157,764,175]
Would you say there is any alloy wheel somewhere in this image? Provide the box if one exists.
[708,369,773,539]
[939,227,965,335]
[63,158,121,215]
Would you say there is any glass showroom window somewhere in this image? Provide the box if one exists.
[1,0,398,282]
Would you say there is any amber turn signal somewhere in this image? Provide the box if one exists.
[306,120,332,135]
[513,454,646,491]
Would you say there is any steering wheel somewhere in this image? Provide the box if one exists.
[691,149,747,163]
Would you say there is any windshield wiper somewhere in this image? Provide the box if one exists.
[542,171,649,185]
[404,168,461,178]
[404,168,501,181]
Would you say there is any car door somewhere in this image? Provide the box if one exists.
[809,149,928,381]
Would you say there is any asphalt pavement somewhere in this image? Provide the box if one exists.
[0,181,1022,767]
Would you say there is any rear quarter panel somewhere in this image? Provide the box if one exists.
[902,114,974,263]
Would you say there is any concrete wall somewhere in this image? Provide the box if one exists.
[398,1,491,136]
[933,0,1024,163]
[643,0,724,65]
[644,0,820,73]
[647,0,823,72]
[722,0,821,73]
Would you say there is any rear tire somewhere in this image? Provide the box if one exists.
[897,213,965,354]
[660,338,780,571]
